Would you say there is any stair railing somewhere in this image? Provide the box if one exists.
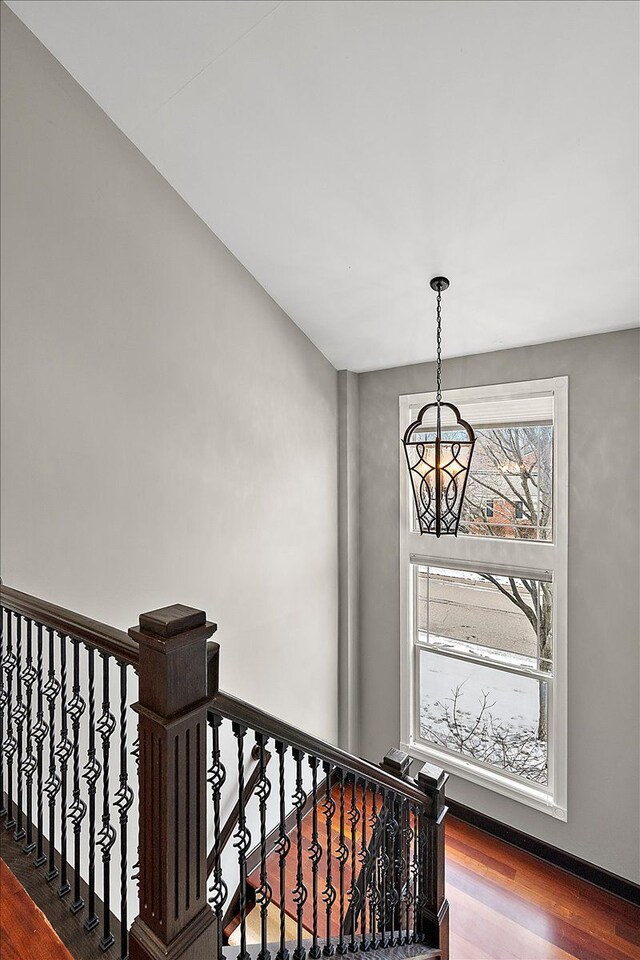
[0,584,140,959]
[0,584,449,960]
[208,690,449,960]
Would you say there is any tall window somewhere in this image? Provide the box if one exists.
[400,378,568,817]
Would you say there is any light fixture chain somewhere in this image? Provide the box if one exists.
[435,287,442,405]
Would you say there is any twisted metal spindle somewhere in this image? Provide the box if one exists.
[233,722,251,960]
[415,806,428,943]
[322,761,335,957]
[130,730,140,892]
[387,796,400,946]
[308,757,322,960]
[0,607,6,821]
[3,610,17,831]
[275,741,290,960]
[292,749,308,960]
[255,732,272,960]
[359,781,369,953]
[68,638,87,913]
[43,627,60,882]
[13,614,26,842]
[23,618,37,852]
[83,645,100,930]
[378,789,389,948]
[367,786,379,951]
[33,623,47,867]
[55,632,71,896]
[114,662,133,959]
[97,653,116,951]
[400,800,411,945]
[207,712,227,960]
[336,770,348,955]
[410,804,418,943]
[348,775,361,953]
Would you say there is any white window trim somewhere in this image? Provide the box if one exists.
[399,377,568,820]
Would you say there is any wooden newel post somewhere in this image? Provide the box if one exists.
[417,762,449,960]
[128,604,218,960]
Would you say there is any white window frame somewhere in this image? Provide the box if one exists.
[399,377,568,819]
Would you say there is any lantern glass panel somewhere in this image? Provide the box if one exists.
[405,439,474,535]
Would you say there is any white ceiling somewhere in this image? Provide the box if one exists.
[6,0,639,371]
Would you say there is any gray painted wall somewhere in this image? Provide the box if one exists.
[0,5,339,743]
[357,329,640,881]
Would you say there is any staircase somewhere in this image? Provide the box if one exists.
[0,584,449,960]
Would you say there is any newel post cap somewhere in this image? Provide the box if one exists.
[417,762,448,794]
[129,603,217,718]
[381,747,412,778]
[129,603,217,648]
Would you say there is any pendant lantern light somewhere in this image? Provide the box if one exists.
[402,277,476,537]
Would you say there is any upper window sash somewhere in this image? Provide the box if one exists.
[400,377,567,563]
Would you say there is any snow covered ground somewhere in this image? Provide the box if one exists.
[420,646,547,784]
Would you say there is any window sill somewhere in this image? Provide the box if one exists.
[401,738,567,821]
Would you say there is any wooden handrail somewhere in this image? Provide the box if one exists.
[210,690,427,805]
[0,584,139,666]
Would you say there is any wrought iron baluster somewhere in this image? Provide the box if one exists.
[23,618,37,852]
[292,749,308,960]
[321,761,335,957]
[3,611,17,831]
[400,799,411,945]
[97,653,116,951]
[13,614,26,842]
[83,645,100,930]
[275,741,290,960]
[114,663,133,959]
[410,804,418,942]
[308,757,322,960]
[359,781,369,953]
[347,775,361,953]
[68,638,86,913]
[367,786,379,951]
[387,794,399,946]
[336,769,348,955]
[55,632,71,896]
[0,607,5,820]
[378,789,389,948]
[43,627,60,882]
[415,806,428,943]
[207,713,227,960]
[233,721,251,960]
[33,623,47,867]
[130,730,140,892]
[255,732,272,960]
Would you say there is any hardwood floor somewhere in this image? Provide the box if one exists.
[445,817,640,960]
[0,857,73,960]
[1,812,638,959]
[246,783,640,960]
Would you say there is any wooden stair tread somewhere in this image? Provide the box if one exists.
[246,783,419,941]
